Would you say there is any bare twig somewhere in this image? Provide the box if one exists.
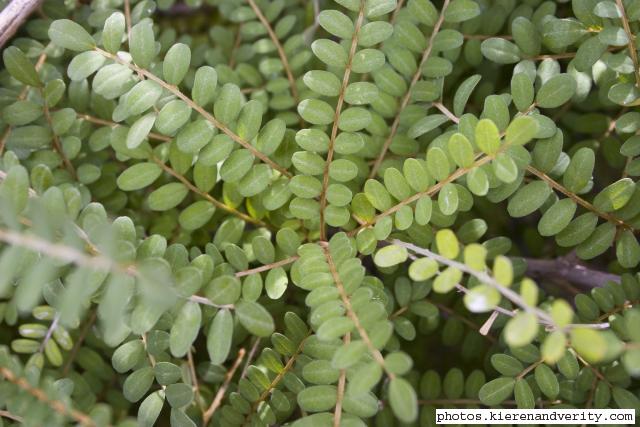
[234,256,298,277]
[0,0,42,48]
[203,348,246,425]
[0,409,23,423]
[523,256,620,289]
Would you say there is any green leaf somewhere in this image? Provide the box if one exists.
[236,300,275,337]
[125,80,163,116]
[48,19,96,51]
[138,391,165,427]
[3,46,41,87]
[453,74,481,117]
[112,340,145,373]
[541,331,567,364]
[129,20,155,68]
[563,147,595,193]
[511,73,534,112]
[475,119,500,155]
[388,378,418,423]
[297,99,335,125]
[536,74,576,109]
[297,385,337,412]
[507,181,551,218]
[535,364,559,399]
[364,179,393,211]
[448,133,474,167]
[478,377,515,406]
[514,378,535,409]
[148,183,189,211]
[407,114,448,139]
[593,178,635,212]
[220,149,254,182]
[570,328,624,364]
[445,0,480,22]
[166,383,193,408]
[318,10,354,39]
[408,258,439,281]
[504,312,538,347]
[192,66,218,107]
[207,309,233,364]
[538,199,576,237]
[163,43,191,85]
[177,120,215,153]
[170,301,201,357]
[317,316,354,341]
[67,50,105,82]
[505,116,538,146]
[127,113,156,149]
[617,230,640,269]
[117,162,163,191]
[311,39,347,68]
[492,153,518,184]
[374,245,408,268]
[436,229,459,259]
[123,367,155,402]
[481,38,521,64]
[542,18,587,49]
[491,354,523,376]
[102,12,125,53]
[214,83,242,125]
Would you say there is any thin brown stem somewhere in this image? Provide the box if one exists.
[526,165,635,231]
[369,0,451,179]
[246,0,298,103]
[319,0,367,241]
[94,48,291,178]
[62,309,97,376]
[464,34,513,40]
[615,0,640,87]
[516,359,543,380]
[240,337,261,379]
[0,409,23,423]
[42,98,76,179]
[203,348,246,425]
[244,334,310,425]
[150,156,268,227]
[334,333,349,427]
[187,348,205,415]
[350,155,493,236]
[229,25,242,68]
[235,256,298,277]
[77,113,171,142]
[323,247,394,378]
[0,367,97,426]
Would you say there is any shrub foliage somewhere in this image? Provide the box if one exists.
[1,0,640,425]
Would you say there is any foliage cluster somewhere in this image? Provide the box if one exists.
[1,0,640,425]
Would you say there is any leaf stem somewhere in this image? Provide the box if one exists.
[369,0,451,178]
[615,0,640,87]
[323,247,395,379]
[246,0,299,103]
[319,0,367,241]
[94,47,292,178]
[0,367,97,426]
[202,347,245,425]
